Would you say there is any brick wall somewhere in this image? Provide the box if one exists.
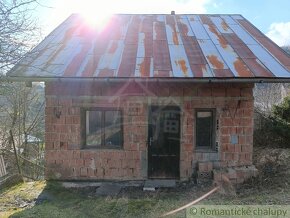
[45,81,255,182]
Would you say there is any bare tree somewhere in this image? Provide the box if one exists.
[0,82,45,179]
[0,0,45,179]
[254,83,287,116]
[0,0,41,75]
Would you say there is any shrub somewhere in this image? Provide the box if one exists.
[254,96,290,148]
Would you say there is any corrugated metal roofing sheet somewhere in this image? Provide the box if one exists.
[7,14,290,80]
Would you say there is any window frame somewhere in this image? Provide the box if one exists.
[195,108,216,151]
[81,107,123,149]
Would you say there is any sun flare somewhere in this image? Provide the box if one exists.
[80,10,112,30]
[55,0,114,30]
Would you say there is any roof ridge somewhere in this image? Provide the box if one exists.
[70,12,244,16]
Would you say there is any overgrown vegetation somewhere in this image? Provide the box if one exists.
[0,1,46,181]
[254,95,290,148]
[270,96,290,145]
[0,82,45,180]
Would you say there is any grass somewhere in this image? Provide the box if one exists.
[0,176,289,218]
[5,182,189,218]
[1,148,289,218]
[0,181,46,218]
[0,181,210,218]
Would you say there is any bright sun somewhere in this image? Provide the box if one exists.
[60,0,113,31]
[80,12,111,30]
[79,9,112,30]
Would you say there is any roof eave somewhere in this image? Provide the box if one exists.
[4,76,290,83]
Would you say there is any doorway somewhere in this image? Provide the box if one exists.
[148,105,180,179]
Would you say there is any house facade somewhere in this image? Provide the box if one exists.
[7,14,290,183]
[44,80,256,183]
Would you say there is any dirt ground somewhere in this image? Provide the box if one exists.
[0,147,290,218]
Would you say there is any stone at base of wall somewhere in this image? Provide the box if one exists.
[213,165,258,184]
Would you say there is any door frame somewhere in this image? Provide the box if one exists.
[147,105,181,179]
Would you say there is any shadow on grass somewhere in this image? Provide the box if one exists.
[8,176,290,218]
[9,181,189,218]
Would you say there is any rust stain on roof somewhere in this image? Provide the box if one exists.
[139,60,146,77]
[98,68,115,77]
[242,58,274,77]
[221,20,230,31]
[166,15,180,45]
[8,14,290,79]
[177,21,189,36]
[200,15,212,24]
[191,64,210,77]
[237,19,265,38]
[138,58,151,77]
[154,70,171,77]
[233,58,253,77]
[43,26,77,71]
[208,24,228,49]
[81,55,101,77]
[173,31,179,45]
[207,55,224,69]
[214,69,234,77]
[154,22,167,40]
[175,59,188,76]
[64,43,92,76]
[108,41,118,54]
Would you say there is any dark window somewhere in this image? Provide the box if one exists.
[196,109,215,149]
[84,109,123,148]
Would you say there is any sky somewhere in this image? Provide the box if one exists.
[37,0,290,46]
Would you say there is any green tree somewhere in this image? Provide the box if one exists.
[254,95,290,148]
[270,96,290,145]
[273,96,290,122]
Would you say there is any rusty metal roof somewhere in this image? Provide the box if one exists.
[7,14,290,81]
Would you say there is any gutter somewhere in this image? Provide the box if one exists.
[3,76,290,83]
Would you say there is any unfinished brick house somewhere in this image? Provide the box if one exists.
[8,13,290,184]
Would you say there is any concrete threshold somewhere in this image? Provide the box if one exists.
[143,179,176,191]
[62,180,145,189]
